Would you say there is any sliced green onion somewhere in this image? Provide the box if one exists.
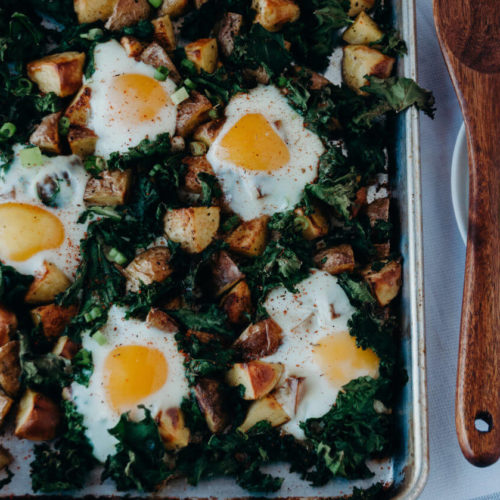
[148,0,162,7]
[294,215,310,231]
[86,206,122,221]
[154,66,170,81]
[19,146,44,167]
[183,78,196,90]
[106,247,128,265]
[208,108,219,120]
[58,116,70,136]
[0,122,16,139]
[277,76,288,87]
[84,306,103,323]
[80,28,104,40]
[149,163,163,176]
[171,87,190,105]
[92,331,107,345]
[189,141,207,156]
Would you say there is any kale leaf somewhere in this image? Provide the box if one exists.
[0,263,33,311]
[170,305,232,337]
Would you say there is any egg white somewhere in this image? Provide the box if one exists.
[206,85,325,221]
[71,306,190,462]
[263,270,378,439]
[0,146,89,278]
[87,40,178,157]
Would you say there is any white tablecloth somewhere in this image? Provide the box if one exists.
[416,1,500,498]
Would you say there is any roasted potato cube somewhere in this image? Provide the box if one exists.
[0,390,14,428]
[348,0,375,17]
[314,244,355,275]
[211,251,245,296]
[342,45,394,95]
[156,407,190,450]
[233,318,282,361]
[225,216,269,257]
[226,361,283,400]
[176,91,213,138]
[183,155,215,194]
[0,341,20,397]
[343,11,383,45]
[140,42,181,83]
[164,206,220,253]
[217,12,244,58]
[365,197,389,226]
[120,35,145,58]
[158,0,189,18]
[27,52,85,97]
[374,242,390,259]
[125,247,173,292]
[152,15,176,52]
[52,336,80,360]
[238,394,289,432]
[30,304,78,340]
[193,119,225,147]
[67,126,98,157]
[293,206,328,240]
[105,0,151,30]
[252,0,300,32]
[25,262,72,305]
[30,112,62,154]
[185,38,218,74]
[362,260,401,306]
[0,446,12,471]
[274,376,305,416]
[146,308,179,333]
[74,0,117,23]
[84,169,133,206]
[64,85,92,127]
[220,280,252,325]
[15,389,61,441]
[0,306,17,348]
[194,378,228,433]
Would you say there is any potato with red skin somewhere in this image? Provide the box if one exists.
[293,206,329,240]
[225,216,269,257]
[365,197,390,227]
[158,0,190,18]
[30,112,62,154]
[252,0,300,32]
[220,280,252,325]
[64,86,92,126]
[0,341,21,397]
[140,42,181,83]
[193,119,225,147]
[238,395,289,432]
[362,260,402,306]
[52,336,80,360]
[30,304,78,340]
[217,12,244,58]
[0,390,13,428]
[314,244,356,275]
[194,378,228,433]
[233,318,282,360]
[0,306,17,347]
[74,0,118,23]
[226,361,284,400]
[84,169,133,207]
[105,0,150,31]
[25,262,72,305]
[183,156,215,194]
[274,376,306,416]
[152,15,176,53]
[211,251,245,296]
[146,308,179,333]
[176,91,213,138]
[156,407,190,450]
[124,247,173,293]
[67,126,98,158]
[120,36,144,58]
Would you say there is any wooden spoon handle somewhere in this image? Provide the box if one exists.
[456,74,500,466]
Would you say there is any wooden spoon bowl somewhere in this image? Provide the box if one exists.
[434,0,500,467]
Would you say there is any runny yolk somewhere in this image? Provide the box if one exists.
[104,345,168,413]
[218,113,290,171]
[313,331,379,387]
[108,73,171,125]
[0,203,65,261]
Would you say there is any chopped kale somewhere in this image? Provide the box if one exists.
[170,305,233,337]
[72,348,94,386]
[337,274,377,307]
[0,263,33,311]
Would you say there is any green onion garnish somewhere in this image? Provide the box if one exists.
[154,66,170,81]
[92,331,107,345]
[84,307,103,323]
[171,87,189,105]
[0,122,16,138]
[106,247,128,265]
[189,141,207,156]
[58,116,70,136]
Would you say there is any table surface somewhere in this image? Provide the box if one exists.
[416,1,500,498]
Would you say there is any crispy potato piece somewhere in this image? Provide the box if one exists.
[343,11,383,45]
[164,206,220,253]
[194,378,228,433]
[0,445,12,471]
[193,119,225,147]
[347,0,375,17]
[146,308,179,333]
[0,390,14,428]
[233,318,282,361]
[274,376,305,416]
[84,169,133,206]
[156,407,190,450]
[226,361,283,400]
[185,38,218,73]
[238,394,289,433]
[25,262,72,305]
[0,306,17,348]
[211,251,245,296]
[158,0,190,18]
[27,52,85,97]
[125,247,173,292]
[220,280,252,325]
[140,42,181,83]
[30,112,62,155]
[0,341,20,397]
[120,35,145,58]
[362,260,402,306]
[67,126,98,157]
[15,389,61,441]
[105,0,151,30]
[52,336,80,360]
[374,242,390,259]
[152,15,176,52]
[176,91,213,138]
[314,244,355,275]
[74,0,118,23]
[252,0,300,32]
[30,304,78,340]
[64,85,92,127]
[293,206,329,240]
[217,12,244,58]
[365,197,389,226]
[342,45,394,95]
[183,155,215,194]
[225,216,269,257]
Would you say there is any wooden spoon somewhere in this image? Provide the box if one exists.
[434,1,500,466]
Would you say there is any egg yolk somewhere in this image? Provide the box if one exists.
[0,203,64,261]
[104,345,168,413]
[313,331,379,387]
[108,73,171,125]
[218,113,290,171]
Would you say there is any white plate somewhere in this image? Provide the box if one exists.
[451,123,468,243]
